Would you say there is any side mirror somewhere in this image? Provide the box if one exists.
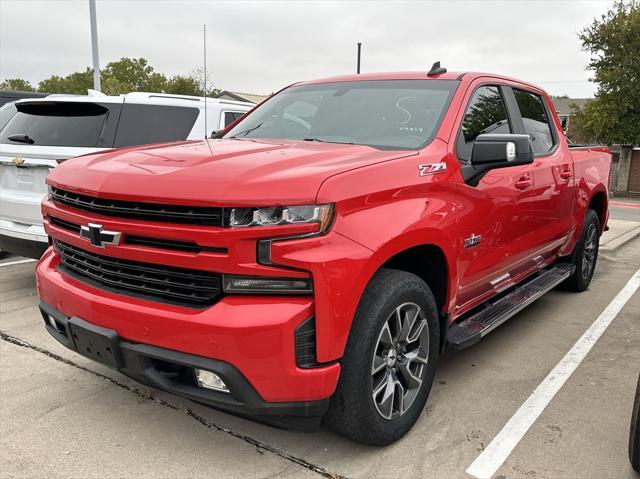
[471,134,534,168]
[209,130,220,139]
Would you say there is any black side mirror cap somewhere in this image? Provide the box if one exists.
[471,134,534,167]
[463,134,534,186]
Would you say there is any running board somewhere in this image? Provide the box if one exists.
[447,263,575,350]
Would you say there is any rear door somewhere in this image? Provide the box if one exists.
[511,88,574,260]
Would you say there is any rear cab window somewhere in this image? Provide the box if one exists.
[114,104,199,147]
[456,85,512,163]
[512,89,555,154]
[0,101,120,147]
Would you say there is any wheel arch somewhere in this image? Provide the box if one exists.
[588,189,608,232]
[382,244,450,352]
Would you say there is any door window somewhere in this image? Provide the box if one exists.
[457,86,511,162]
[223,111,245,128]
[513,89,554,154]
[114,104,199,147]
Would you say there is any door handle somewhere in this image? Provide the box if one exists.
[515,173,531,190]
[560,170,573,180]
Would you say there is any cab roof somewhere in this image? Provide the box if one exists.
[297,71,546,93]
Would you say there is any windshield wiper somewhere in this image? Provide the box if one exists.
[303,138,355,145]
[229,122,263,138]
[7,134,35,144]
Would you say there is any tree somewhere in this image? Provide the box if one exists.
[31,58,219,97]
[101,57,168,92]
[573,1,640,146]
[38,68,94,94]
[0,78,35,92]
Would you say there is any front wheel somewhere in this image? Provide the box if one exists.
[563,209,600,292]
[324,268,440,446]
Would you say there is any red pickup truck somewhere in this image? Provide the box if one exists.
[37,65,611,445]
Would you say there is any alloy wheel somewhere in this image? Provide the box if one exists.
[371,302,429,420]
[582,223,597,279]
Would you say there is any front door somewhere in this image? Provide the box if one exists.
[453,85,535,314]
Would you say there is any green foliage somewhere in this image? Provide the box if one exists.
[38,68,94,94]
[15,57,220,98]
[0,78,36,92]
[574,0,640,146]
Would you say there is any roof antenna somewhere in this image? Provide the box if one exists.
[428,61,447,76]
[203,24,208,139]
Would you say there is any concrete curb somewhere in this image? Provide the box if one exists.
[600,224,640,252]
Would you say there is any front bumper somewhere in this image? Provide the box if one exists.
[40,301,329,430]
[36,248,340,413]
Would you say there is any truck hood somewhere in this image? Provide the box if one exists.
[48,138,417,205]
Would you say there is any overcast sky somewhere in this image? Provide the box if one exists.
[0,0,612,98]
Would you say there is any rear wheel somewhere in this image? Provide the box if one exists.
[324,268,440,446]
[563,209,600,292]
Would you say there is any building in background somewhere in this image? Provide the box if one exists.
[551,97,589,141]
[217,90,269,105]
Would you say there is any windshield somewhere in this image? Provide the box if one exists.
[0,101,120,148]
[223,79,458,150]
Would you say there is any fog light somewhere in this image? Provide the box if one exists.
[47,314,57,329]
[195,369,229,393]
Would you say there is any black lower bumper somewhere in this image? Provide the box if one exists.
[0,234,48,259]
[40,301,329,431]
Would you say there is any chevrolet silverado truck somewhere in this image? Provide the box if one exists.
[37,64,611,445]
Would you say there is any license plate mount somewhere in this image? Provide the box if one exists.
[68,316,123,368]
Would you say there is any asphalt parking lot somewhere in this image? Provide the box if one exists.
[1,218,639,478]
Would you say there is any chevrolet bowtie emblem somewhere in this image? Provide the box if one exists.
[11,157,25,167]
[80,223,122,248]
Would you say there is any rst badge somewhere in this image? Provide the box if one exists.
[464,233,482,249]
[418,162,447,176]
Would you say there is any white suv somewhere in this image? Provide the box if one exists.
[0,91,253,258]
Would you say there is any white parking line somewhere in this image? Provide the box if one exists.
[467,268,640,479]
[0,258,37,267]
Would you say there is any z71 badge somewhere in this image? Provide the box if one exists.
[418,162,447,176]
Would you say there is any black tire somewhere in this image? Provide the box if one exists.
[563,209,600,292]
[324,268,440,446]
[630,373,640,472]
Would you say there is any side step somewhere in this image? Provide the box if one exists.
[447,263,575,350]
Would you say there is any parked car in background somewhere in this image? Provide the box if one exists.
[0,90,49,107]
[0,92,252,258]
[631,373,640,472]
[37,67,611,445]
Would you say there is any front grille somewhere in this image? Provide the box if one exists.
[48,215,227,254]
[51,188,223,226]
[54,240,222,308]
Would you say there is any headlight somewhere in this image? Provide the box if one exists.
[228,204,334,232]
[46,185,53,200]
[222,274,312,294]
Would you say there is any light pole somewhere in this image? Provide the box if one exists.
[89,0,101,91]
[356,42,362,74]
